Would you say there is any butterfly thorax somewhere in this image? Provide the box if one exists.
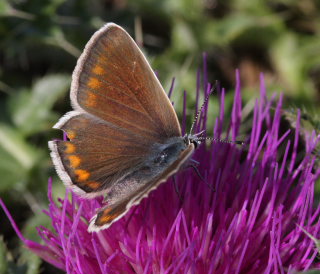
[142,137,189,175]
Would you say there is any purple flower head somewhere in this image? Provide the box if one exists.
[1,57,320,273]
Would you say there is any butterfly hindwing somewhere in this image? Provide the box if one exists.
[88,143,194,231]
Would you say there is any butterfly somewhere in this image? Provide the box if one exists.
[49,23,203,232]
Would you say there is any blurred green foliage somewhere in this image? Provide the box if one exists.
[0,236,41,274]
[1,0,320,272]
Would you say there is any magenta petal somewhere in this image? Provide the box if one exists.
[1,60,320,273]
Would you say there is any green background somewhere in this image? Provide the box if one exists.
[0,0,320,273]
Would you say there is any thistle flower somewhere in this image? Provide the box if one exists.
[1,61,320,273]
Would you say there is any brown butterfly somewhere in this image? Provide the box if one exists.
[49,23,203,232]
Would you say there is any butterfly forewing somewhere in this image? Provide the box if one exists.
[71,23,181,140]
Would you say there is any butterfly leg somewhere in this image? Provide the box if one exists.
[173,176,183,202]
[187,164,215,192]
[189,158,200,165]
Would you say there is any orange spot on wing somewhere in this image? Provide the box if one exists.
[92,65,105,75]
[97,208,118,225]
[87,181,100,190]
[85,92,97,107]
[65,143,76,153]
[67,131,76,140]
[100,214,117,223]
[88,77,101,89]
[68,155,81,168]
[104,208,112,214]
[75,169,90,181]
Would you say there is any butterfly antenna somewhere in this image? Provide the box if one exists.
[195,136,245,145]
[189,85,216,135]
[189,82,245,146]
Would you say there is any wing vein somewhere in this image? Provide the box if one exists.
[81,84,155,124]
[93,43,162,128]
[86,108,159,137]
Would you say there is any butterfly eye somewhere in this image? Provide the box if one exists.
[191,139,202,148]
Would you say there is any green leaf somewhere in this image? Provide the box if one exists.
[0,124,41,192]
[270,33,315,97]
[0,237,9,274]
[0,236,40,274]
[172,20,198,53]
[9,74,70,136]
[22,211,51,242]
[205,13,281,46]
[230,0,271,14]
[0,0,13,16]
[298,270,320,274]
[20,248,41,274]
